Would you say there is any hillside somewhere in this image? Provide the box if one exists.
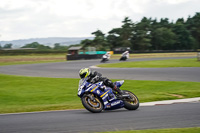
[0,37,93,48]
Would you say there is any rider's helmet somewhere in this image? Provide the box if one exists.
[79,68,91,79]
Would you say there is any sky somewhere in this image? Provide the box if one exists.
[0,0,199,41]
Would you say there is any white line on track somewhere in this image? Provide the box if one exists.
[140,97,200,106]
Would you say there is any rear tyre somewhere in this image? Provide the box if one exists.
[123,90,139,110]
[101,59,105,63]
[81,94,103,113]
[119,57,127,61]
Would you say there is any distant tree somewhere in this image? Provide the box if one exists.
[3,43,13,48]
[53,43,68,50]
[151,19,160,50]
[0,44,2,49]
[92,30,105,37]
[81,39,93,48]
[38,45,51,50]
[152,27,176,50]
[186,12,200,49]
[107,28,121,49]
[79,12,200,51]
[22,42,51,50]
[54,43,61,50]
[22,42,40,48]
[107,17,134,49]
[91,30,108,50]
[159,18,173,29]
[131,17,152,50]
[150,18,175,50]
[172,19,196,50]
[119,17,134,47]
[176,18,184,24]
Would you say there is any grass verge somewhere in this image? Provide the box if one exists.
[0,54,66,66]
[111,52,196,59]
[98,58,200,68]
[0,74,200,113]
[97,127,200,133]
[0,52,196,66]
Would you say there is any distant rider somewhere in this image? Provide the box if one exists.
[121,51,129,59]
[79,68,123,95]
[103,52,111,59]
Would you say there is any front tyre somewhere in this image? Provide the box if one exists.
[81,94,103,113]
[123,90,139,110]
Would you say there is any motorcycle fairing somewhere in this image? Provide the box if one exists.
[78,80,124,110]
[115,80,124,88]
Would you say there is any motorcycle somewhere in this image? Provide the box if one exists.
[77,79,139,113]
[119,51,129,61]
[101,54,109,63]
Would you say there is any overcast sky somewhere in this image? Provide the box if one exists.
[0,0,199,41]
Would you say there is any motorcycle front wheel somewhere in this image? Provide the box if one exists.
[81,94,103,113]
[123,90,139,110]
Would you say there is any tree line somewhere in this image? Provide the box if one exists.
[81,12,200,51]
[0,42,68,50]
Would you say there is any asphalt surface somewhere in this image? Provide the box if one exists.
[0,102,200,133]
[0,56,200,133]
[0,56,199,82]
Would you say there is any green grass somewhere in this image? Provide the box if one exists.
[0,74,200,113]
[0,60,66,66]
[0,74,82,113]
[0,52,197,66]
[97,127,200,133]
[0,54,66,66]
[98,58,200,68]
[111,52,196,59]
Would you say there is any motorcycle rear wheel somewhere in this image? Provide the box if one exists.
[123,90,139,110]
[119,56,127,61]
[81,94,103,113]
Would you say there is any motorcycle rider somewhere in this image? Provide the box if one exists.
[102,52,111,60]
[121,51,129,60]
[104,52,111,59]
[79,68,123,95]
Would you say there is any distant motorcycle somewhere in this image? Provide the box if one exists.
[77,79,139,113]
[119,51,129,61]
[101,54,109,63]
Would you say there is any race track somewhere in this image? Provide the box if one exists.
[0,102,200,133]
[0,56,200,133]
[0,56,199,82]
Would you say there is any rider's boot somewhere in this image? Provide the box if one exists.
[105,79,129,98]
[113,85,129,99]
[113,85,123,94]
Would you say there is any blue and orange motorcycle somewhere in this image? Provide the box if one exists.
[77,79,139,113]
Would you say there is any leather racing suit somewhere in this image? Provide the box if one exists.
[86,71,122,94]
